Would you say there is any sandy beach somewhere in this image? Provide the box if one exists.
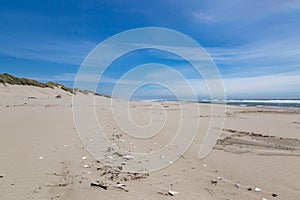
[0,83,300,200]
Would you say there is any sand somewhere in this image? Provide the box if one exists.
[0,84,300,199]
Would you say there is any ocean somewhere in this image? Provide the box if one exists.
[142,99,300,109]
[199,99,300,109]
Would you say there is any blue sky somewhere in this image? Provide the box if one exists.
[1,0,300,99]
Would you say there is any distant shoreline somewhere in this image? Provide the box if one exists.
[2,73,299,109]
[139,99,300,110]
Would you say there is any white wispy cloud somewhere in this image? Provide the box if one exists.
[207,39,300,64]
[37,65,300,99]
[193,11,215,22]
[0,37,96,65]
[116,72,300,99]
[190,0,300,22]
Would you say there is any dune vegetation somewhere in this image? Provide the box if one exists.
[0,73,111,97]
[0,73,75,94]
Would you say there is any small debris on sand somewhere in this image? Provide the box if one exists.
[235,183,241,188]
[272,193,278,197]
[158,189,169,195]
[83,164,90,168]
[58,182,68,187]
[211,180,218,185]
[157,189,178,196]
[114,183,128,192]
[91,181,108,190]
[255,187,261,192]
[0,174,4,178]
[168,190,178,196]
[116,183,126,187]
[81,156,87,160]
[39,156,44,160]
[123,155,134,160]
[95,164,149,182]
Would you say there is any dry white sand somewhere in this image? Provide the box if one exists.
[0,84,300,199]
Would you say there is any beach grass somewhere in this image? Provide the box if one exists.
[0,73,110,97]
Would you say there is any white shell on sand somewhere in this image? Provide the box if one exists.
[168,190,178,196]
[123,155,134,160]
[116,183,126,187]
[255,188,261,192]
